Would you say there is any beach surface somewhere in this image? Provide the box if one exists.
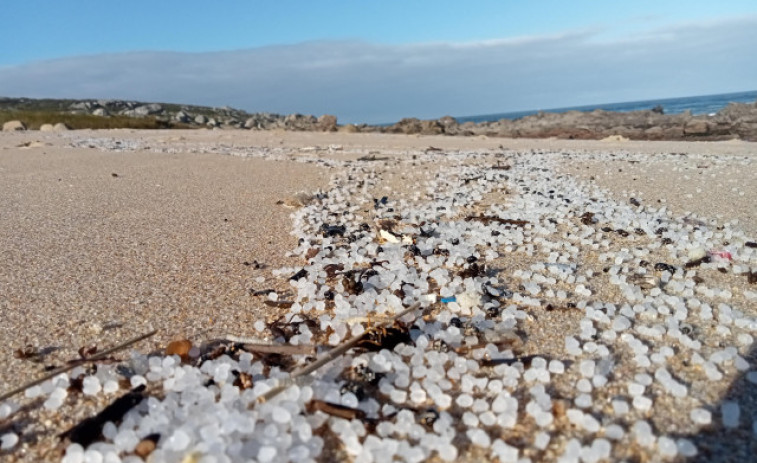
[0,129,755,462]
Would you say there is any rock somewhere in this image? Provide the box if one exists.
[70,101,91,111]
[39,124,55,132]
[419,119,444,135]
[388,118,423,134]
[174,111,190,123]
[601,134,629,142]
[438,116,459,133]
[643,126,664,139]
[2,120,26,131]
[683,120,710,136]
[207,118,219,127]
[316,114,338,132]
[92,108,108,117]
[53,122,71,131]
[283,114,317,130]
[132,103,163,117]
[194,114,208,125]
[339,124,359,133]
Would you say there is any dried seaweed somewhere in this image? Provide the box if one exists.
[356,154,390,161]
[0,330,157,403]
[465,216,529,227]
[356,322,412,352]
[580,212,595,225]
[290,268,309,281]
[307,400,366,420]
[60,385,146,446]
[684,255,711,268]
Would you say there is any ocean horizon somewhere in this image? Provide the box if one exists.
[452,90,757,125]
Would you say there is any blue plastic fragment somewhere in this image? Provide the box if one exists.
[441,296,457,303]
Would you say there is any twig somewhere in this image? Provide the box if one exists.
[255,303,422,404]
[240,343,316,355]
[0,329,157,403]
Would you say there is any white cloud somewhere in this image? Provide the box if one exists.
[0,16,754,123]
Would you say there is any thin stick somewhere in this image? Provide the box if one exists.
[256,303,421,404]
[0,329,157,403]
[240,343,316,355]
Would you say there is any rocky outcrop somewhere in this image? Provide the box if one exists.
[3,120,26,131]
[316,114,338,132]
[3,96,755,140]
[376,101,757,141]
[174,111,190,123]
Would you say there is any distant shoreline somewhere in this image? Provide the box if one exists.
[2,92,757,141]
[453,89,757,125]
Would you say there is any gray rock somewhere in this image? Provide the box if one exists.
[92,108,109,117]
[133,103,163,116]
[3,120,26,131]
[175,111,190,123]
[70,101,91,111]
[194,114,208,125]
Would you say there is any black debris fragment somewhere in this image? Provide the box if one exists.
[654,262,677,273]
[580,212,595,225]
[250,289,276,296]
[684,255,712,268]
[290,269,309,281]
[61,385,146,446]
[321,224,347,237]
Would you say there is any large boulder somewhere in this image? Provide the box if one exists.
[53,122,71,131]
[339,124,359,133]
[683,120,710,136]
[316,114,338,131]
[284,113,317,130]
[132,103,163,116]
[92,108,108,117]
[194,114,208,125]
[419,119,444,135]
[387,117,422,134]
[174,110,190,123]
[438,115,459,133]
[39,123,55,132]
[3,120,26,131]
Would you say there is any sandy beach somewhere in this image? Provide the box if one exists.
[1,129,755,462]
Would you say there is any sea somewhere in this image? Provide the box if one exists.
[455,90,757,124]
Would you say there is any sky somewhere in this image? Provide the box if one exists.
[1,1,756,123]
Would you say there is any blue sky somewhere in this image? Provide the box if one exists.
[1,1,756,123]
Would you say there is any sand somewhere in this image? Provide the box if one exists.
[0,129,755,461]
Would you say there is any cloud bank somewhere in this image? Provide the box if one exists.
[1,17,755,123]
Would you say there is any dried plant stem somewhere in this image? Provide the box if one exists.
[0,329,157,403]
[256,303,422,404]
